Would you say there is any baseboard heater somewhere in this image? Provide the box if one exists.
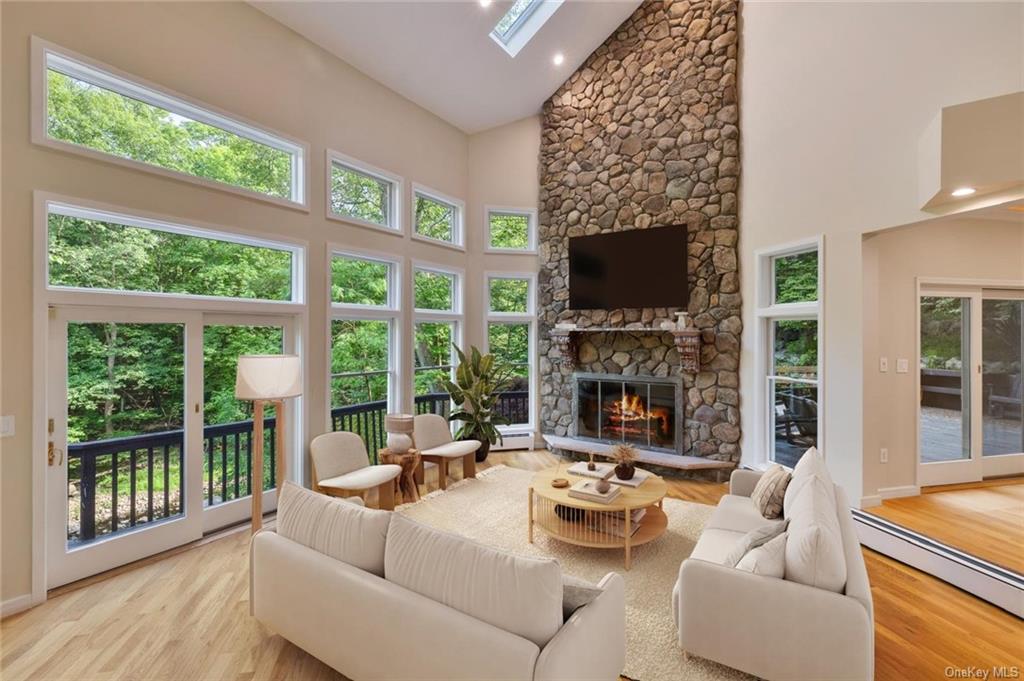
[852,509,1024,618]
[492,432,535,452]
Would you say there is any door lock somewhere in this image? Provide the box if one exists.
[48,440,63,466]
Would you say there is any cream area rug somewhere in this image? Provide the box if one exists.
[397,465,753,681]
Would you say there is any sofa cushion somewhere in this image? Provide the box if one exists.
[784,477,847,592]
[690,528,746,563]
[276,481,391,576]
[736,532,787,578]
[751,464,791,519]
[384,513,563,647]
[722,520,789,567]
[783,447,835,518]
[706,495,786,534]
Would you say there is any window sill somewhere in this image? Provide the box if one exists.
[484,246,538,256]
[325,211,402,236]
[411,232,465,252]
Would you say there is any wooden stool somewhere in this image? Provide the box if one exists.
[379,448,421,504]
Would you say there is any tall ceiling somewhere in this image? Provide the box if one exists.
[253,1,642,134]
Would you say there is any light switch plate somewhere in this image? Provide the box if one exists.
[0,415,14,438]
[896,359,909,374]
[879,357,888,373]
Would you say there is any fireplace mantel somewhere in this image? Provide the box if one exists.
[549,325,710,372]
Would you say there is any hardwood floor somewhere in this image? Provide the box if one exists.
[3,452,1023,680]
[866,477,1024,573]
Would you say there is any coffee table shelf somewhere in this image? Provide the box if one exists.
[528,466,668,569]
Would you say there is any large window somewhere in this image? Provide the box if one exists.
[413,185,464,248]
[37,40,306,206]
[329,251,400,454]
[757,243,821,468]
[327,150,401,233]
[47,202,302,302]
[485,273,536,430]
[487,208,536,252]
[413,264,463,417]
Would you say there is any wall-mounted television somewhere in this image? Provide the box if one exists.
[568,225,688,310]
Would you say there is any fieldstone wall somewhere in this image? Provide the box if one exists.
[538,0,742,465]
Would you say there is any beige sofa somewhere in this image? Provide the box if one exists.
[252,482,626,681]
[673,463,874,681]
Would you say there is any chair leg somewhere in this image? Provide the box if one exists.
[463,452,476,480]
[438,459,448,490]
[378,481,395,511]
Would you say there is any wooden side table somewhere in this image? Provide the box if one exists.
[379,448,421,504]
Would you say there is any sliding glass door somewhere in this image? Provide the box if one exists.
[919,288,1024,486]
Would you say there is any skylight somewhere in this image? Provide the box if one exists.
[489,0,564,57]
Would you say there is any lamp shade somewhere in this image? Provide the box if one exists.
[235,355,302,400]
[385,413,415,434]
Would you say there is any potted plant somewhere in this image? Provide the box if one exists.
[443,345,515,463]
[611,443,638,480]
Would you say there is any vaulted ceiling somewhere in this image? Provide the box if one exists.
[253,1,642,133]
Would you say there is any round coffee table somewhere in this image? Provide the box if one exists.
[529,466,668,570]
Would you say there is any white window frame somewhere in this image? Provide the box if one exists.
[411,183,465,251]
[753,237,824,471]
[325,149,403,235]
[412,261,464,410]
[490,0,565,58]
[484,272,537,432]
[485,206,538,254]
[32,191,308,600]
[44,197,306,311]
[327,247,403,421]
[32,37,309,211]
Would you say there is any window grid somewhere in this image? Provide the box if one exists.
[485,272,536,431]
[326,150,403,233]
[412,185,464,249]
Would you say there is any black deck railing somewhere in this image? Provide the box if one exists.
[68,391,529,544]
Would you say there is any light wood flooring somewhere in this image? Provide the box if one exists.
[3,451,1023,680]
[866,477,1024,573]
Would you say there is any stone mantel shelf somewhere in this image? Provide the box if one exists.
[550,326,712,336]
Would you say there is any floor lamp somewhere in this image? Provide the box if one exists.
[235,354,302,532]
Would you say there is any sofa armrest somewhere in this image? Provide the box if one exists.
[534,572,625,681]
[729,469,764,497]
[676,559,873,681]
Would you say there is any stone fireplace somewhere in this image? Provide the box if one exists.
[537,0,742,471]
[574,373,683,453]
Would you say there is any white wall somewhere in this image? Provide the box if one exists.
[0,1,539,605]
[739,1,1024,502]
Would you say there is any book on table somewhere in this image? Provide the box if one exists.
[587,509,646,538]
[566,461,652,488]
[567,479,621,504]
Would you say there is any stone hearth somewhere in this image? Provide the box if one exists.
[537,0,742,469]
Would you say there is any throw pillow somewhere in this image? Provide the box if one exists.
[784,476,847,592]
[562,574,603,621]
[751,464,791,519]
[736,532,787,578]
[722,520,790,568]
[783,446,835,518]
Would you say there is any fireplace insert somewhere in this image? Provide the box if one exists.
[573,373,682,453]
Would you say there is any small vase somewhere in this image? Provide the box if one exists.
[387,432,412,454]
[614,462,635,480]
[595,479,611,494]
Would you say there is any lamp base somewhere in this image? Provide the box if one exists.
[387,432,413,454]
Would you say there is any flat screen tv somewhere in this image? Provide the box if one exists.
[568,225,688,310]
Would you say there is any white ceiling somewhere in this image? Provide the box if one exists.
[252,1,642,134]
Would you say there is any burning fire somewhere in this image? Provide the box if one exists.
[606,392,670,434]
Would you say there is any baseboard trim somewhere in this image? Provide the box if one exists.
[878,485,919,499]
[1,593,36,618]
[860,495,882,508]
[852,509,1023,617]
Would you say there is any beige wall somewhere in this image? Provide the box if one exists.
[739,1,1024,502]
[862,218,1024,497]
[1,2,539,604]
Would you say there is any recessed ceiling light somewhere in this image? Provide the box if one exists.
[951,187,976,197]
[479,0,491,7]
[553,52,565,66]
